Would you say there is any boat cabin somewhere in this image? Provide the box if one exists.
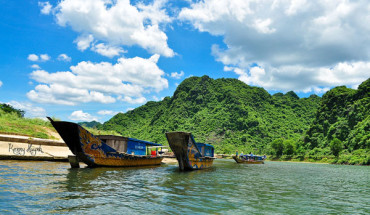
[189,135,214,157]
[97,135,162,156]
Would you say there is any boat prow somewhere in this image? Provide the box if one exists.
[165,132,215,171]
[47,117,163,167]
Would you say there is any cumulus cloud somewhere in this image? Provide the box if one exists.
[121,96,147,104]
[40,54,50,61]
[91,43,125,58]
[180,0,370,93]
[31,64,41,69]
[39,1,52,15]
[170,71,184,79]
[74,34,94,51]
[28,54,39,61]
[27,55,168,105]
[53,0,174,57]
[28,54,50,62]
[8,101,47,118]
[69,110,97,121]
[57,54,71,62]
[226,61,370,93]
[97,110,119,116]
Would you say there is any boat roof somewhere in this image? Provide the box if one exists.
[96,135,162,146]
[128,137,162,146]
[241,154,264,157]
[196,142,214,148]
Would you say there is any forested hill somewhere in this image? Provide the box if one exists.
[78,121,102,128]
[101,76,321,154]
[299,78,369,159]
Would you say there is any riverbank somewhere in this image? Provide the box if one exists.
[0,134,71,161]
[227,153,369,166]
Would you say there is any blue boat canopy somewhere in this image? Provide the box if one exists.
[127,137,162,146]
[190,134,214,157]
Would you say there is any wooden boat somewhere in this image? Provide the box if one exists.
[48,117,164,167]
[165,132,215,171]
[232,154,265,164]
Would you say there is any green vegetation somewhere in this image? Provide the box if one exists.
[298,78,370,165]
[2,76,368,165]
[0,103,118,139]
[0,104,54,139]
[0,103,25,117]
[85,127,120,136]
[78,121,102,128]
[100,76,321,156]
[268,78,369,165]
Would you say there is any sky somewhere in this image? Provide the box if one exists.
[0,0,369,122]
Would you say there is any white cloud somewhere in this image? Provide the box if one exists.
[180,0,370,93]
[40,54,50,61]
[69,110,97,121]
[31,64,41,69]
[152,96,159,101]
[57,54,71,62]
[28,54,39,61]
[54,0,174,57]
[97,110,119,116]
[0,80,2,88]
[39,2,52,15]
[91,43,125,58]
[126,108,134,112]
[252,19,275,34]
[121,96,147,104]
[226,61,370,93]
[28,54,50,62]
[8,101,47,118]
[27,55,168,105]
[170,71,184,79]
[74,34,94,51]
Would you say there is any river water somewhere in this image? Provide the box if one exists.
[0,159,369,214]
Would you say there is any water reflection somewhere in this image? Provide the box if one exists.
[0,160,369,214]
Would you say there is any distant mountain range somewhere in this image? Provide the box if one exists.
[78,121,101,128]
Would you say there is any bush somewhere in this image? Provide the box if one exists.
[284,139,296,155]
[330,138,343,156]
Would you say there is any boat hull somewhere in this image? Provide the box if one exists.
[232,156,264,164]
[48,117,163,167]
[166,132,215,171]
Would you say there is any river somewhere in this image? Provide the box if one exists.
[0,159,369,214]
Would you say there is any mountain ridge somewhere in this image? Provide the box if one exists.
[101,75,321,154]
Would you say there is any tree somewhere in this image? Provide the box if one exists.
[330,138,343,156]
[284,139,296,155]
[0,103,25,117]
[271,138,284,157]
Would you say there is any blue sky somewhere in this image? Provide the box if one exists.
[0,0,369,122]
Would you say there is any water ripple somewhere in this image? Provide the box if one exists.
[0,160,369,214]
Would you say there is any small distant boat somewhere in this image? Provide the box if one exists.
[232,154,266,164]
[165,132,215,171]
[48,117,164,167]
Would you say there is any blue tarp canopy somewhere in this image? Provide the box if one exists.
[127,138,162,146]
[126,138,162,155]
[191,135,214,157]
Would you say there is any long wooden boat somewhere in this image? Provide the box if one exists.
[48,117,163,167]
[232,154,265,164]
[165,132,215,171]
